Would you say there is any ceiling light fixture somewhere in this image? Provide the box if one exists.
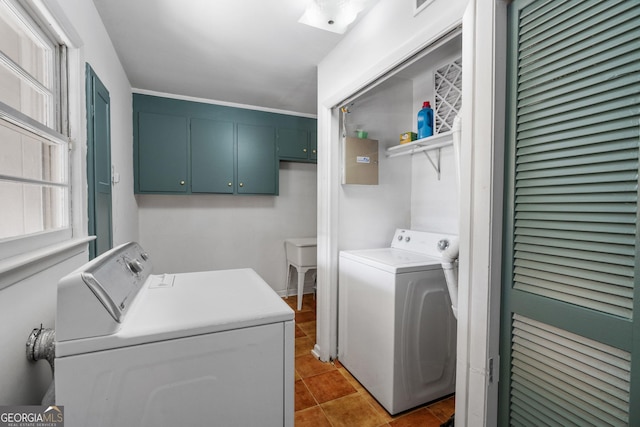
[298,0,367,34]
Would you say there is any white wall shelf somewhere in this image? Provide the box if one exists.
[385,131,453,180]
[386,130,453,157]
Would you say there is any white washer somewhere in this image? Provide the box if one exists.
[338,229,456,415]
[55,242,294,427]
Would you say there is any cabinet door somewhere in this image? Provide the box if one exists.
[278,128,308,160]
[137,112,188,193]
[237,124,277,194]
[309,131,317,161]
[191,118,234,193]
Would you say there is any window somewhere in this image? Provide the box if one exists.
[414,0,435,16]
[0,0,69,246]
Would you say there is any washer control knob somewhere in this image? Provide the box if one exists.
[437,239,450,252]
[140,252,149,261]
[127,258,143,274]
[405,236,411,243]
[397,235,403,241]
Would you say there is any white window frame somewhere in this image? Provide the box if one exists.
[414,0,436,16]
[0,0,90,289]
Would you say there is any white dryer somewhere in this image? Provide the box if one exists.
[55,242,294,427]
[338,229,456,415]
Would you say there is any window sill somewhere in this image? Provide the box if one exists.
[0,236,95,291]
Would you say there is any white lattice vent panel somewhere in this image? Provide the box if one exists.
[434,58,462,134]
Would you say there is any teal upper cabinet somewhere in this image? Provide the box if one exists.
[278,128,309,160]
[137,112,188,193]
[277,128,317,162]
[133,94,316,195]
[309,131,317,161]
[191,118,234,193]
[237,124,277,194]
[192,120,277,194]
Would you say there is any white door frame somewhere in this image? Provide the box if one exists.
[314,1,508,425]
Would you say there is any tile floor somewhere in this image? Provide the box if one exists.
[285,293,455,427]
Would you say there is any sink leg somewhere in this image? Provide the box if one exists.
[285,264,291,298]
[297,267,308,311]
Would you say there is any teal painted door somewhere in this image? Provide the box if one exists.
[86,65,112,259]
[237,124,277,194]
[137,112,188,193]
[500,1,640,425]
[278,128,309,160]
[191,118,234,193]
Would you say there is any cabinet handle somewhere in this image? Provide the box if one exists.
[312,149,317,154]
[303,148,307,153]
[180,180,185,185]
[239,182,244,187]
[228,182,232,187]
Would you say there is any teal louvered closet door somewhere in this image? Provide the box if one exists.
[501,1,640,425]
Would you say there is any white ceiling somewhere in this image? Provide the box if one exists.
[92,0,367,116]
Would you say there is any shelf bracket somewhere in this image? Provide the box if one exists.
[423,148,441,180]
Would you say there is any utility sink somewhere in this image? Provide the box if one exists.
[285,238,317,267]
[284,237,317,311]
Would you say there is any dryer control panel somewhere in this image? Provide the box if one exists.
[391,229,457,257]
[56,242,153,342]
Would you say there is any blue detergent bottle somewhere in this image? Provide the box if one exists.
[417,101,434,139]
